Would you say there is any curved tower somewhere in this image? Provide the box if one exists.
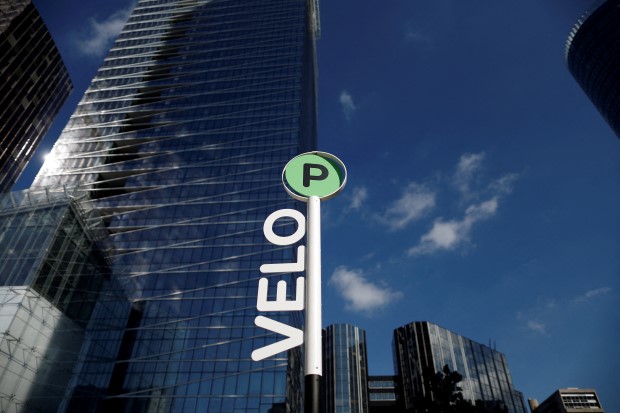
[565,0,620,139]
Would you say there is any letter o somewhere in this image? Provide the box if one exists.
[263,209,306,246]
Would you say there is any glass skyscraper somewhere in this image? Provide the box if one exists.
[0,0,72,192]
[27,0,319,411]
[323,324,370,413]
[394,321,527,413]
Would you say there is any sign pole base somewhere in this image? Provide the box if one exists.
[304,374,321,413]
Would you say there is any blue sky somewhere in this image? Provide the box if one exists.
[25,0,619,410]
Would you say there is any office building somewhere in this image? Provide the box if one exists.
[320,322,527,413]
[565,0,620,138]
[323,324,370,413]
[0,0,72,192]
[26,0,319,411]
[394,321,527,413]
[529,388,604,413]
[368,376,399,413]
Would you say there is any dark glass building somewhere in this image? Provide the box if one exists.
[394,321,527,413]
[319,321,527,413]
[368,376,399,413]
[0,0,72,192]
[29,0,319,411]
[323,324,370,413]
[565,0,620,138]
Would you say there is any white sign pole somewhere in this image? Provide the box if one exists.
[305,195,322,412]
[255,151,346,413]
[305,195,322,373]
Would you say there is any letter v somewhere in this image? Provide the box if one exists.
[251,316,303,361]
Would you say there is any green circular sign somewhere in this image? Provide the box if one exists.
[282,151,347,201]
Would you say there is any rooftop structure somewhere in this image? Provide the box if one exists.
[529,388,604,413]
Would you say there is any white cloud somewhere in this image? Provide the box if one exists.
[489,173,519,195]
[414,220,460,251]
[329,266,402,314]
[465,197,499,219]
[77,5,134,57]
[526,320,548,335]
[348,186,368,210]
[517,311,550,336]
[339,90,357,120]
[408,197,498,255]
[453,152,485,198]
[380,183,436,231]
[457,152,485,176]
[406,151,519,256]
[574,287,612,303]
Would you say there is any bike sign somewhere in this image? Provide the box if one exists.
[282,151,347,201]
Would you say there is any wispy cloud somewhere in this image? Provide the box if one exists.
[573,287,612,303]
[348,186,368,211]
[489,173,519,195]
[403,24,433,49]
[526,320,548,335]
[379,183,436,231]
[517,310,551,336]
[339,90,357,120]
[77,4,134,57]
[404,152,519,256]
[454,152,520,200]
[518,287,611,337]
[453,152,485,199]
[408,197,498,255]
[329,266,402,314]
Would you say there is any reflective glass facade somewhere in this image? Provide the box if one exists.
[394,322,527,413]
[323,324,370,413]
[0,188,126,413]
[31,0,318,411]
[565,0,620,138]
[0,0,72,192]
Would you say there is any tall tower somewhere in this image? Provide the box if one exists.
[32,0,319,411]
[565,0,620,139]
[0,0,72,192]
[394,321,528,413]
[323,324,370,413]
